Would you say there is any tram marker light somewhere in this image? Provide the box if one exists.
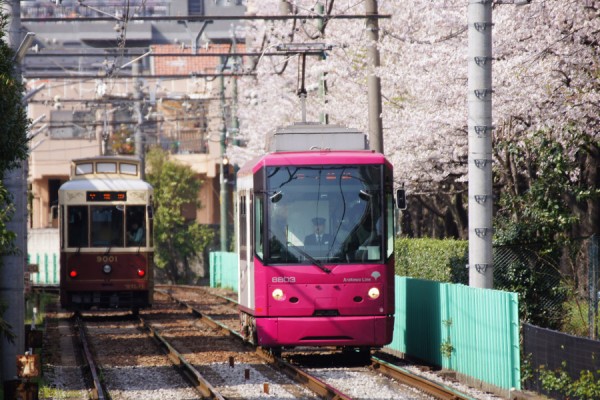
[69,270,78,278]
[272,288,285,301]
[137,268,146,278]
[368,287,380,299]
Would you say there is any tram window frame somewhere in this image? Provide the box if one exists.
[239,193,248,263]
[90,205,124,247]
[120,163,138,175]
[75,163,93,175]
[249,192,254,262]
[126,205,146,247]
[67,206,89,248]
[254,194,264,259]
[96,162,117,173]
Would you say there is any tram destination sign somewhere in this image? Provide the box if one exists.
[86,191,127,201]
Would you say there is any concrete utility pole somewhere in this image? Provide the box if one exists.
[467,0,494,288]
[1,0,27,382]
[219,57,227,252]
[316,2,329,125]
[365,0,383,153]
[133,59,145,178]
[230,27,240,144]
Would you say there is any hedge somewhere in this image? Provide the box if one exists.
[394,238,468,283]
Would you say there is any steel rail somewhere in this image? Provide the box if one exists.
[155,288,243,339]
[74,314,107,400]
[161,285,479,400]
[371,355,476,400]
[157,284,238,307]
[158,287,355,399]
[138,315,227,400]
[257,347,353,400]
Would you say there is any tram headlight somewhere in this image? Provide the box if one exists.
[368,287,380,300]
[102,264,112,274]
[272,288,285,301]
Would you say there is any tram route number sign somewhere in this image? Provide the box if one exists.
[86,191,127,201]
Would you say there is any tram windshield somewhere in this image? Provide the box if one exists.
[260,165,393,265]
[66,204,149,248]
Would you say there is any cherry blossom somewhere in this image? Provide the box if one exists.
[233,0,599,234]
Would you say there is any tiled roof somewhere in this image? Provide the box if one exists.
[151,43,245,76]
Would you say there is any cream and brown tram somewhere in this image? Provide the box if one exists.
[58,156,154,310]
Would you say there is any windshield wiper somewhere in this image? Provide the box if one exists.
[287,242,331,274]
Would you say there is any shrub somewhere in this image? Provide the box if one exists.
[395,238,468,283]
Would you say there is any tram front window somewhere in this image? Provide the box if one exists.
[91,206,124,247]
[264,165,384,264]
[67,206,89,247]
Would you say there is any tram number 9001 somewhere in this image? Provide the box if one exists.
[96,256,118,263]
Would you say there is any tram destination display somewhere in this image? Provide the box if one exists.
[86,191,127,201]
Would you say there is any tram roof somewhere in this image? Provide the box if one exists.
[59,178,153,192]
[239,150,390,175]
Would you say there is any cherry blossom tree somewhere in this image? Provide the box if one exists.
[233,0,600,239]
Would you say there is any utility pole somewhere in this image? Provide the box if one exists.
[219,56,227,252]
[133,59,145,178]
[1,0,27,383]
[467,0,493,288]
[316,2,328,125]
[230,26,240,144]
[365,0,383,153]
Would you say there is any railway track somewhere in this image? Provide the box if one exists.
[64,292,320,399]
[158,284,477,400]
[74,315,106,399]
[73,310,205,400]
[41,286,482,399]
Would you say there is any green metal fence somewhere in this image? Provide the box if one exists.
[209,251,238,291]
[28,253,60,286]
[392,276,520,392]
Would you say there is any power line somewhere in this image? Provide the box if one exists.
[23,72,256,79]
[21,14,391,23]
[24,51,323,58]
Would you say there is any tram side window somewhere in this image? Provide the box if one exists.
[239,194,247,263]
[91,206,124,247]
[67,206,88,247]
[254,195,264,259]
[386,193,394,259]
[126,205,146,246]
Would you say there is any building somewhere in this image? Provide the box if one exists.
[22,0,245,242]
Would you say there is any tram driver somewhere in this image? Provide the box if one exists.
[304,217,333,246]
[127,221,144,245]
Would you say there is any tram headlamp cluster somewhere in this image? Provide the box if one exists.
[368,287,380,300]
[272,288,285,301]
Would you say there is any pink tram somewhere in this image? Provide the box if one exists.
[58,156,154,311]
[236,124,397,355]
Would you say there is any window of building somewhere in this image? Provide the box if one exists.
[50,110,95,140]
